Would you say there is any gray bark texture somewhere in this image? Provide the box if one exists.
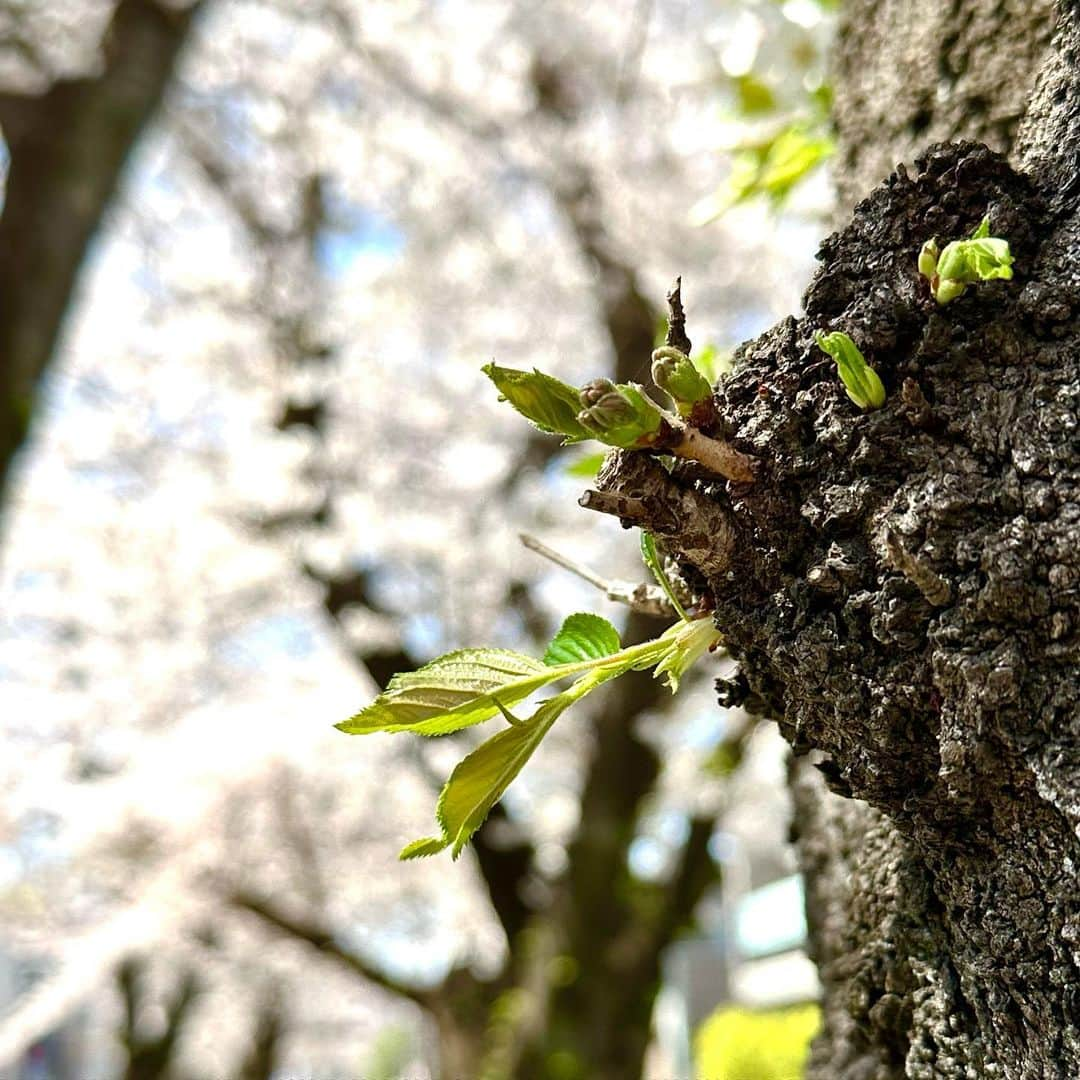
[831,0,1056,212]
[592,2,1080,1076]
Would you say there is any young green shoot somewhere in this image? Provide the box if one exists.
[483,362,755,483]
[640,531,690,621]
[341,526,722,861]
[918,215,1014,304]
[814,331,886,411]
[651,346,716,426]
[577,378,665,447]
[341,607,722,860]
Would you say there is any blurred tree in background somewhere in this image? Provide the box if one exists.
[4,0,1078,1078]
[0,2,827,1078]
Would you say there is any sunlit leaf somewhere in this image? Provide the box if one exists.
[398,836,449,860]
[337,648,553,735]
[542,612,621,666]
[483,363,591,443]
[755,125,834,203]
[436,690,577,857]
[690,123,834,224]
[351,602,729,858]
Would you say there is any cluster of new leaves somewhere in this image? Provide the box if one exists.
[483,363,668,451]
[339,593,722,860]
[560,342,733,479]
[340,338,737,860]
[814,216,1013,411]
[918,216,1014,304]
[483,351,755,483]
[694,123,834,223]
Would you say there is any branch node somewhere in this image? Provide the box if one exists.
[578,489,650,523]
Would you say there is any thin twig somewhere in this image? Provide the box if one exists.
[666,424,756,483]
[519,533,676,618]
[519,533,609,591]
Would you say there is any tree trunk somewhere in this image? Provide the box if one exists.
[0,0,203,517]
[590,2,1080,1075]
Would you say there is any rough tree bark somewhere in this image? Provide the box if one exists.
[589,2,1080,1076]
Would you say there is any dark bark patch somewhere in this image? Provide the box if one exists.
[597,142,1080,1072]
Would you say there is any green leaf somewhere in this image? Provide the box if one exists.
[349,597,734,860]
[562,450,609,479]
[937,237,1013,284]
[814,331,886,411]
[483,363,591,443]
[372,616,725,859]
[436,691,575,857]
[338,648,554,735]
[640,532,689,622]
[733,73,776,116]
[692,124,834,224]
[755,125,834,202]
[398,836,449,860]
[930,222,1014,304]
[692,343,734,384]
[340,627,669,737]
[542,612,621,666]
[962,238,1014,281]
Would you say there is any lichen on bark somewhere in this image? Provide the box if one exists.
[594,136,1080,1075]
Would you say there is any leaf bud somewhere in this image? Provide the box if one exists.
[651,346,714,420]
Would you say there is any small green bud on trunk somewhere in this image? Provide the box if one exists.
[918,216,1013,305]
[577,380,665,448]
[814,331,886,411]
[651,346,715,424]
[918,238,940,281]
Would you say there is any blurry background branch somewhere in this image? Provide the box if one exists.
[0,1,824,1076]
[229,889,434,1008]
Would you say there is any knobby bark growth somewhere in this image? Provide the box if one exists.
[591,5,1080,1075]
